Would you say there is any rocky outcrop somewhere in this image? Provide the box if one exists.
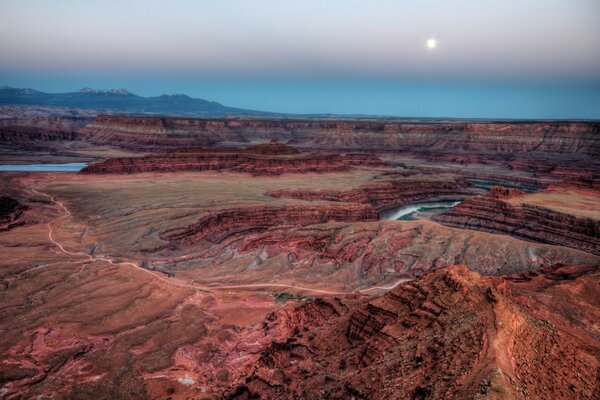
[165,204,379,245]
[229,265,599,399]
[488,185,525,199]
[241,140,300,155]
[434,188,600,255]
[0,196,28,232]
[267,178,470,211]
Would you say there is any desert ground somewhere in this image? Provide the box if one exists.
[1,114,599,399]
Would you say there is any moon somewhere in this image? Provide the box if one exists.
[427,38,437,49]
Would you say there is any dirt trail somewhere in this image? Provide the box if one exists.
[31,187,410,296]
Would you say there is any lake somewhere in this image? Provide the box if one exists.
[0,163,87,172]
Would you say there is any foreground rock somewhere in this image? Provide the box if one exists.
[228,265,599,399]
[0,196,28,231]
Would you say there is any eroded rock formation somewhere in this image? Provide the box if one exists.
[228,265,599,399]
[487,185,525,199]
[0,116,91,151]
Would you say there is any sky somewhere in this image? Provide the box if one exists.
[1,0,599,118]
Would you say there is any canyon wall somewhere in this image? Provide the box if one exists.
[267,177,470,211]
[73,116,600,154]
[164,204,379,245]
[80,149,384,175]
[0,196,28,232]
[434,186,600,255]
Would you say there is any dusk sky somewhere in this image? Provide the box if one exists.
[1,0,599,118]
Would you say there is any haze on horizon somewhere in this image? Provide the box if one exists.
[1,0,599,118]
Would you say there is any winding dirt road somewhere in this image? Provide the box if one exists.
[31,187,410,296]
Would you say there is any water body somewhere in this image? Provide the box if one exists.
[381,200,462,221]
[0,163,87,172]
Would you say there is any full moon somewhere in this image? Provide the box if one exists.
[427,38,437,49]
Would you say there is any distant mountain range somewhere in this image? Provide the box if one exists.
[0,86,269,116]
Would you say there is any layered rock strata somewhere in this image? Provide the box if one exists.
[165,204,379,245]
[80,116,600,154]
[267,178,470,211]
[80,148,385,175]
[434,186,600,255]
[0,116,91,150]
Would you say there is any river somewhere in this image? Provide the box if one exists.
[380,200,462,221]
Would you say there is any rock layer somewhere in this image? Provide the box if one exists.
[0,116,91,150]
[267,177,470,211]
[81,146,385,175]
[434,187,600,255]
[80,116,600,154]
[165,204,379,245]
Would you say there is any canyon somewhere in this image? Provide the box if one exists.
[1,113,599,399]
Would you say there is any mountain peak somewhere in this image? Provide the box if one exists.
[0,86,42,95]
[159,93,191,99]
[0,85,262,116]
